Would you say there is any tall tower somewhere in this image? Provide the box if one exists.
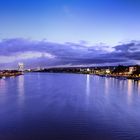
[18,62,24,72]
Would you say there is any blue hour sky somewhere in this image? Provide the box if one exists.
[0,0,140,68]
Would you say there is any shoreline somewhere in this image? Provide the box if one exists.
[0,71,23,79]
[3,70,139,81]
[96,74,140,81]
[32,71,140,81]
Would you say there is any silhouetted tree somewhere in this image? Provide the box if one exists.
[112,65,127,74]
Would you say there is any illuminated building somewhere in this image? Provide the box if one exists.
[128,67,136,74]
[18,63,24,72]
[105,69,111,74]
[87,68,90,72]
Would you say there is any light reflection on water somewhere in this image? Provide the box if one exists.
[17,75,25,107]
[127,80,133,104]
[85,74,90,108]
[86,74,90,96]
[138,81,140,95]
[0,73,140,140]
[105,78,109,95]
[0,79,7,94]
[18,75,24,96]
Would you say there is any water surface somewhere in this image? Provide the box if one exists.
[0,73,140,140]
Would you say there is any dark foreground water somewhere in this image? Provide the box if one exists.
[0,73,140,140]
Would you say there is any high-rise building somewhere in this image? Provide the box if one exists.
[18,63,24,72]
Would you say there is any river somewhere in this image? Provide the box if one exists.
[0,73,140,140]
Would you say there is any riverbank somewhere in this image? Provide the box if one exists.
[96,74,140,81]
[32,70,140,80]
[0,71,23,79]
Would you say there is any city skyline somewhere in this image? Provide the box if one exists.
[0,0,140,68]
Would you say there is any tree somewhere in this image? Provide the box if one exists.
[112,65,127,74]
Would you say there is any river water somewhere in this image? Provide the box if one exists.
[0,73,140,140]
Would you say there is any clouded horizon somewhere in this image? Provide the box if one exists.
[0,38,140,69]
[0,0,140,68]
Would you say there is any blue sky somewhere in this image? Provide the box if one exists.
[0,0,140,68]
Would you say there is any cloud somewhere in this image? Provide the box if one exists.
[113,41,140,61]
[0,38,140,68]
[114,41,140,52]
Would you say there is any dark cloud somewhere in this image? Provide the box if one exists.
[0,38,140,68]
[114,43,135,52]
[114,41,140,52]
